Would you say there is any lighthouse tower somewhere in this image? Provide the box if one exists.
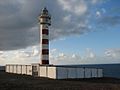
[38,7,51,64]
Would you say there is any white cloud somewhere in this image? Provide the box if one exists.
[91,0,106,4]
[51,48,57,53]
[91,0,98,4]
[63,15,71,22]
[105,49,120,59]
[50,48,82,65]
[50,48,120,65]
[0,46,40,65]
[57,0,87,16]
[96,8,106,18]
[32,46,39,56]
[96,11,101,17]
[85,48,96,59]
[0,51,3,55]
[74,2,87,16]
[1,47,120,65]
[58,53,65,57]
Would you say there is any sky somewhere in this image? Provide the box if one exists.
[0,0,120,65]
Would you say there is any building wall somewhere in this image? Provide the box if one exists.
[47,67,56,79]
[72,64,120,78]
[39,66,47,77]
[17,65,22,74]
[9,65,13,73]
[56,67,68,79]
[91,68,97,78]
[98,69,103,77]
[85,68,91,78]
[22,65,27,74]
[67,68,77,79]
[26,65,32,75]
[6,64,32,75]
[6,65,9,72]
[13,65,17,73]
[76,68,84,78]
[32,64,39,77]
[6,65,103,79]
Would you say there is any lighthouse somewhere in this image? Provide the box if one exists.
[38,7,51,64]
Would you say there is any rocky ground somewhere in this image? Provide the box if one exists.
[0,71,120,90]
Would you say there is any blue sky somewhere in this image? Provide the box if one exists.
[0,0,120,65]
[50,28,120,55]
[50,0,120,62]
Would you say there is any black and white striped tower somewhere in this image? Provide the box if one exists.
[39,7,51,64]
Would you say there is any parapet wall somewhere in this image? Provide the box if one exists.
[6,64,103,79]
[6,64,32,75]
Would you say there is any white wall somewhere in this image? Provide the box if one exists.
[22,65,27,74]
[77,68,84,78]
[91,68,97,78]
[39,66,47,77]
[17,65,22,74]
[6,65,10,72]
[85,68,91,78]
[47,67,56,79]
[32,64,39,77]
[67,68,77,79]
[57,67,68,79]
[9,65,13,73]
[26,65,32,75]
[5,65,103,79]
[98,69,103,77]
[13,65,17,74]
[6,65,32,75]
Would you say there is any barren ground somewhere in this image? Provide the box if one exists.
[0,71,120,90]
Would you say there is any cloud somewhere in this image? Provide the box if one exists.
[0,0,42,51]
[0,46,40,65]
[49,48,120,65]
[0,51,3,55]
[0,0,118,54]
[50,48,57,53]
[57,0,87,16]
[63,15,72,23]
[1,47,120,65]
[0,0,106,51]
[32,46,39,56]
[85,48,96,59]
[98,16,120,26]
[50,53,81,65]
[105,48,120,59]
[96,11,101,17]
[91,0,98,4]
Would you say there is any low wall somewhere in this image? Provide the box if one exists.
[6,64,103,79]
[37,66,103,79]
[6,64,32,75]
